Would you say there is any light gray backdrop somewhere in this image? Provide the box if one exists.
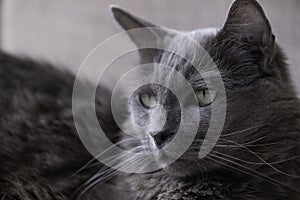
[1,0,299,93]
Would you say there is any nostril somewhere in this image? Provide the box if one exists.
[150,131,176,148]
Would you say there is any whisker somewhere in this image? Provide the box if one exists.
[213,150,300,166]
[221,124,267,137]
[219,138,300,178]
[207,154,300,193]
[206,154,300,193]
[68,138,141,179]
[75,153,147,199]
[206,155,281,186]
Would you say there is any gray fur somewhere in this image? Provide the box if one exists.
[0,0,299,199]
[111,0,300,199]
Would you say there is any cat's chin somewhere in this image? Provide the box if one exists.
[162,160,202,178]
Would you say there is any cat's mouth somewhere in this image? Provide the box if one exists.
[145,133,206,177]
[152,146,203,177]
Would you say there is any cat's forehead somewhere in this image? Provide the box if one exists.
[154,28,219,83]
[187,28,219,45]
[163,27,218,51]
[160,27,218,66]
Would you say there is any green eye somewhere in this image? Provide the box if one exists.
[140,93,157,109]
[196,89,217,107]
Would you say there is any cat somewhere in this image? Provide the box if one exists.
[107,0,300,199]
[0,0,299,199]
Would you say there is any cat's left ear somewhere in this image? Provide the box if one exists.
[110,5,169,55]
[222,0,275,59]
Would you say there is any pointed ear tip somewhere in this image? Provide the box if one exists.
[231,0,263,9]
[228,0,268,22]
[109,5,126,17]
[109,4,119,11]
[232,0,259,5]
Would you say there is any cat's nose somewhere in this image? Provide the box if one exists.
[150,131,176,148]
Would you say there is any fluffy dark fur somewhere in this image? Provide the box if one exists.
[0,0,299,199]
[0,52,119,199]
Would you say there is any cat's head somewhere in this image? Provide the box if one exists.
[110,0,297,178]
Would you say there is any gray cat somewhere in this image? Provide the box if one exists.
[0,0,299,199]
[107,0,300,199]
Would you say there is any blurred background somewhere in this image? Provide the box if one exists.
[0,0,299,94]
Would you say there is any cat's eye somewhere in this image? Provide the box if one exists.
[195,89,217,107]
[139,93,157,109]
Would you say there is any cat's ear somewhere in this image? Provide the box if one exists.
[222,0,275,58]
[110,5,167,51]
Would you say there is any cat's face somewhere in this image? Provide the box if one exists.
[111,0,295,177]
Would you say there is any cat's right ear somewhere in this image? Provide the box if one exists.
[221,0,275,60]
[110,5,167,52]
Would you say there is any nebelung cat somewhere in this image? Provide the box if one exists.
[0,0,299,199]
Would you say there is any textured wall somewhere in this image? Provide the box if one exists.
[1,0,300,93]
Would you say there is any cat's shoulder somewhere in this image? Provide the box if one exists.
[0,51,75,98]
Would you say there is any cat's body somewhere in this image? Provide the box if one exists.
[0,52,118,199]
[0,0,299,199]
